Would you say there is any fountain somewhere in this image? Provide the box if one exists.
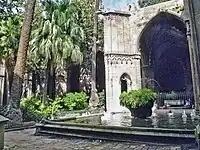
[101,111,112,123]
[151,101,157,118]
[36,108,199,144]
[145,78,163,92]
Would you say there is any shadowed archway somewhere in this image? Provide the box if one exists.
[139,12,192,93]
[96,51,105,92]
[120,73,132,93]
[67,64,80,92]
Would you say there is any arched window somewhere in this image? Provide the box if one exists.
[120,73,132,93]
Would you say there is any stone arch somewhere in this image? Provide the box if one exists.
[136,11,184,52]
[120,73,132,92]
[138,11,192,93]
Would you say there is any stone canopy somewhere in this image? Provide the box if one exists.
[102,0,188,112]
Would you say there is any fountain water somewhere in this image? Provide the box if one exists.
[36,109,199,144]
[182,110,187,123]
[145,78,163,91]
[190,109,196,121]
[168,110,174,118]
[151,101,158,118]
[101,111,112,123]
[182,110,187,119]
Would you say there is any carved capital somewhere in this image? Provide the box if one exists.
[105,53,140,65]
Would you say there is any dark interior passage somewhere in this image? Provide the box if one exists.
[120,73,131,93]
[139,12,192,93]
[67,64,80,92]
[121,80,128,92]
[96,51,105,92]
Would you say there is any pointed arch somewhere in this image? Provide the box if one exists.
[136,11,185,52]
[120,73,132,93]
[137,11,192,93]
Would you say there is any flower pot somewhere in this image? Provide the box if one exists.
[130,101,153,118]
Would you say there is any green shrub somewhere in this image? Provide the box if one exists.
[60,92,88,111]
[120,88,157,109]
[20,94,51,121]
[20,92,88,121]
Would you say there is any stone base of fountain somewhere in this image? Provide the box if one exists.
[35,109,198,144]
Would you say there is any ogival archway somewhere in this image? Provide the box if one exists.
[139,12,192,93]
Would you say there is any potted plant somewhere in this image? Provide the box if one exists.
[120,88,157,118]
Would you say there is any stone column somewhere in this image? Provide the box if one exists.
[184,0,200,112]
[105,55,111,112]
[111,63,121,112]
[103,11,131,113]
[135,57,142,89]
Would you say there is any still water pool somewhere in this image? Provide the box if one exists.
[67,110,199,130]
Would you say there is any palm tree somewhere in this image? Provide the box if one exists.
[29,0,84,98]
[10,0,36,108]
[0,15,22,97]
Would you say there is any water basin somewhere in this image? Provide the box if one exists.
[68,111,199,130]
[36,109,198,144]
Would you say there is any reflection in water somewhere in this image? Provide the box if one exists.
[69,111,199,130]
[151,117,158,128]
[182,117,187,124]
[168,117,174,125]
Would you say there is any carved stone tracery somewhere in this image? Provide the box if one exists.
[103,0,186,112]
[105,54,140,65]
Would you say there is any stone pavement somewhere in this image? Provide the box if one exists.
[3,129,197,150]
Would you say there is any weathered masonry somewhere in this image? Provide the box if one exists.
[102,0,194,112]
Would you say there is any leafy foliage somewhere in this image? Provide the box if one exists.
[0,0,24,15]
[138,0,170,8]
[29,0,85,70]
[20,92,88,121]
[58,92,88,111]
[20,94,51,121]
[0,15,22,59]
[73,0,103,70]
[120,89,157,109]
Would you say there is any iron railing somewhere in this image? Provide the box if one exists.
[156,92,194,107]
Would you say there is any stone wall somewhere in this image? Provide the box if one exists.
[103,0,185,112]
[129,0,184,53]
[103,12,141,112]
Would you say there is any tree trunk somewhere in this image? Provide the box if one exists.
[89,0,99,107]
[4,0,36,125]
[5,56,16,94]
[47,59,55,99]
[3,57,15,106]
[32,71,36,94]
[10,0,36,108]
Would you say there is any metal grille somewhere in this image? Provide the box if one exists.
[156,92,194,107]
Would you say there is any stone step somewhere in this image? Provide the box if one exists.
[35,121,195,144]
